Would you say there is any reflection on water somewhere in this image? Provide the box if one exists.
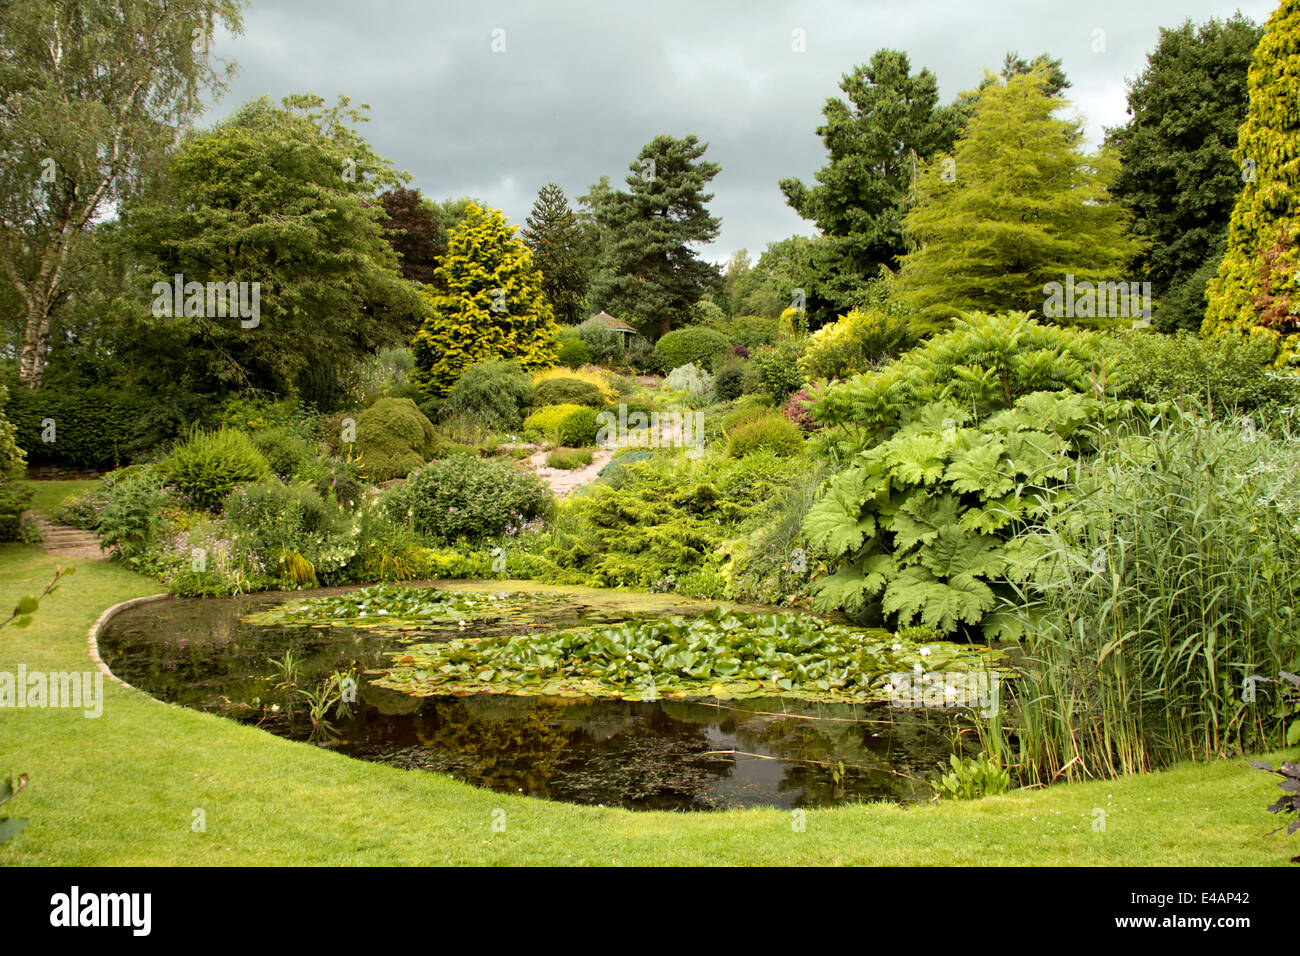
[99,587,978,810]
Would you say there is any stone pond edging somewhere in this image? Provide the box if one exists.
[86,593,172,700]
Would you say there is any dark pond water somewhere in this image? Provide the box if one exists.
[98,585,978,810]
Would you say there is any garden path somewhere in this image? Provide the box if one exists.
[23,513,105,562]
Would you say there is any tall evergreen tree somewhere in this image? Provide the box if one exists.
[521,183,589,325]
[779,50,960,287]
[410,203,559,397]
[1203,0,1300,363]
[898,71,1134,320]
[588,135,722,337]
[1107,14,1263,321]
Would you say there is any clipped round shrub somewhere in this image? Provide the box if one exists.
[557,334,593,368]
[654,326,730,372]
[533,376,607,408]
[726,412,805,458]
[355,397,442,482]
[714,360,747,401]
[384,454,553,542]
[545,447,594,470]
[558,406,600,447]
[441,359,534,431]
[164,428,271,512]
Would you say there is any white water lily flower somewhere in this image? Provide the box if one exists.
[891,644,902,652]
[919,647,931,656]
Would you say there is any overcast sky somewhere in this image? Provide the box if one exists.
[207,0,1278,264]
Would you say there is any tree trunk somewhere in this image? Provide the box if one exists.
[17,297,52,389]
[658,313,670,338]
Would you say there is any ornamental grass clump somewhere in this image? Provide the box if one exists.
[1004,407,1300,783]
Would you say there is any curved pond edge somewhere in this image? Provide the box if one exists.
[87,592,171,700]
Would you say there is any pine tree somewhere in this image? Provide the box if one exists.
[779,50,960,286]
[1203,0,1300,364]
[897,70,1135,320]
[588,135,722,337]
[411,203,559,397]
[520,183,589,325]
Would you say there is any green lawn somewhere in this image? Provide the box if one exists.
[23,479,98,517]
[0,543,1295,866]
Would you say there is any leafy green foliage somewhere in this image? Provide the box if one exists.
[223,480,355,586]
[556,407,600,447]
[374,605,1001,702]
[96,467,170,562]
[163,428,271,512]
[243,583,564,628]
[654,326,730,372]
[441,359,535,431]
[0,774,29,845]
[575,316,624,362]
[1107,15,1262,297]
[0,0,245,388]
[354,397,441,482]
[799,307,919,381]
[713,360,746,401]
[930,752,1011,800]
[124,94,419,396]
[3,382,154,468]
[410,202,560,398]
[1109,330,1300,422]
[811,312,1111,454]
[525,450,802,595]
[804,390,1144,636]
[750,338,807,403]
[1203,1,1300,363]
[663,363,712,397]
[523,404,586,442]
[555,332,593,368]
[383,454,553,543]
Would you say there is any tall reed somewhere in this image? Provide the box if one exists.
[1004,407,1300,783]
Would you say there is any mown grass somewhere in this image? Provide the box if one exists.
[22,479,98,517]
[0,543,1294,866]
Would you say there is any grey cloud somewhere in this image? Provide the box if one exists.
[209,0,1278,263]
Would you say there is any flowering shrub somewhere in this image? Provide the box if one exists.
[783,387,816,431]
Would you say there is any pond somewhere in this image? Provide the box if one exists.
[97,582,987,811]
